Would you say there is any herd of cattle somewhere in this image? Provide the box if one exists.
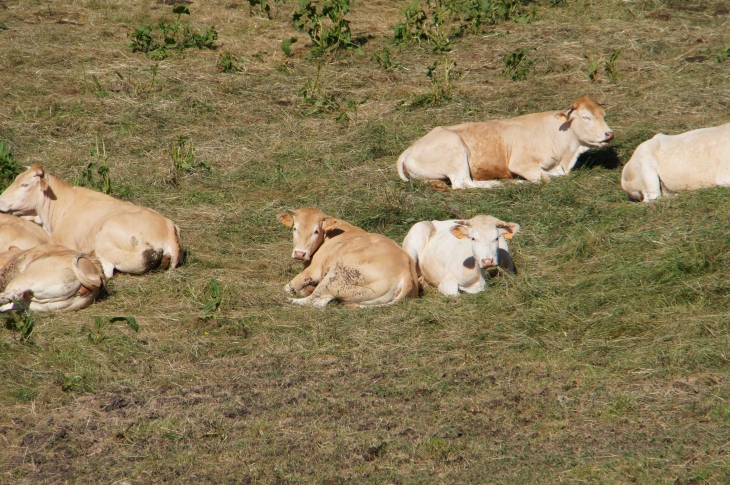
[1,95,728,310]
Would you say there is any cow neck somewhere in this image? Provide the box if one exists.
[39,175,72,235]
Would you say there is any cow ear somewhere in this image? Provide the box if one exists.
[557,105,575,122]
[276,212,293,227]
[497,222,520,239]
[450,224,469,239]
[321,217,339,234]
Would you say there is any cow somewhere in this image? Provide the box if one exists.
[0,213,51,251]
[402,216,519,296]
[621,122,730,202]
[0,165,183,278]
[0,244,105,312]
[276,208,419,307]
[396,96,614,189]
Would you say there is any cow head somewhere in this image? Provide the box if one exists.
[0,165,48,215]
[450,216,519,270]
[277,208,339,262]
[557,96,614,147]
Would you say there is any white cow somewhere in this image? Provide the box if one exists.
[402,216,519,296]
[622,122,730,202]
[0,213,51,251]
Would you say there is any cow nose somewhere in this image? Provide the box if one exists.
[605,131,614,141]
[480,258,495,268]
[292,250,307,260]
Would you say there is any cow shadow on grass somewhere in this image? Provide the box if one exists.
[574,147,621,171]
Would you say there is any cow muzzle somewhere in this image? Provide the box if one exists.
[0,200,9,213]
[480,258,496,269]
[603,131,615,142]
[292,250,309,261]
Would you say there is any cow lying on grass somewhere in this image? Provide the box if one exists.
[0,244,105,312]
[0,213,51,251]
[0,165,183,278]
[402,216,519,296]
[397,96,613,189]
[277,208,419,307]
[622,122,730,202]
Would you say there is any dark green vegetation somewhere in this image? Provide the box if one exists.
[1,0,730,483]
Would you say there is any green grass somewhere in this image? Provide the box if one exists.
[1,0,730,484]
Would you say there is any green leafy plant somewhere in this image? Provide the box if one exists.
[502,47,533,81]
[217,51,241,73]
[200,279,222,320]
[281,37,298,57]
[87,316,139,344]
[586,57,600,82]
[3,305,35,342]
[0,140,21,191]
[717,43,730,63]
[75,136,112,194]
[298,63,341,115]
[604,48,622,83]
[372,46,399,70]
[409,54,457,107]
[292,0,358,58]
[169,136,210,186]
[128,4,218,60]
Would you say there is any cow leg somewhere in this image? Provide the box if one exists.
[640,163,662,202]
[100,260,116,279]
[438,278,460,296]
[508,157,548,184]
[285,266,322,296]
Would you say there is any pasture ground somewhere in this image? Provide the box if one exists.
[2,0,730,483]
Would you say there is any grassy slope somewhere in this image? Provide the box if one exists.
[1,0,730,483]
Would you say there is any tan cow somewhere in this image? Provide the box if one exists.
[621,122,730,202]
[0,244,105,312]
[276,208,419,307]
[0,213,51,251]
[0,165,183,278]
[397,96,614,188]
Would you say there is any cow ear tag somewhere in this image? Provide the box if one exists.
[504,233,513,240]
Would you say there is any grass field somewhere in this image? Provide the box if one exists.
[2,0,730,483]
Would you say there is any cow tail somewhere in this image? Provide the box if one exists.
[397,149,410,182]
[73,254,104,292]
[169,224,184,269]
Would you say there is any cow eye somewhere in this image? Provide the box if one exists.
[20,183,29,188]
[582,116,591,121]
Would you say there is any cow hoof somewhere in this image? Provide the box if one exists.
[428,180,450,192]
[283,283,295,294]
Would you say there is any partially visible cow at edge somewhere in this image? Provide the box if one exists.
[402,216,519,296]
[0,165,183,278]
[622,122,730,202]
[0,213,51,252]
[277,208,419,307]
[0,244,105,312]
[397,96,614,189]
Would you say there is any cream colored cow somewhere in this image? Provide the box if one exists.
[277,208,419,307]
[0,165,183,278]
[622,122,730,202]
[397,96,614,188]
[0,213,51,251]
[402,216,519,296]
[0,244,105,312]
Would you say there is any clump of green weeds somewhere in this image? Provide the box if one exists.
[717,43,730,63]
[394,0,535,51]
[281,37,298,57]
[87,316,140,344]
[169,136,210,186]
[75,136,112,194]
[200,279,222,321]
[3,305,35,343]
[298,63,341,114]
[292,0,358,58]
[503,47,533,81]
[246,0,283,19]
[372,47,400,70]
[0,140,21,191]
[128,4,217,60]
[409,54,457,107]
[586,49,623,83]
[217,52,241,73]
